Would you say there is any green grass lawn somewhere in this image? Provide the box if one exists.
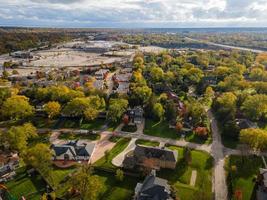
[136,139,159,147]
[54,118,106,130]
[144,119,180,140]
[94,138,131,169]
[97,171,138,200]
[58,133,100,141]
[30,116,56,129]
[5,167,46,200]
[158,146,213,200]
[226,155,264,200]
[28,132,52,147]
[121,124,137,132]
[50,167,76,198]
[144,119,211,144]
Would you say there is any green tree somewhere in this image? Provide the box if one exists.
[5,123,37,152]
[214,92,237,120]
[107,98,128,122]
[115,169,124,182]
[1,95,34,120]
[84,107,99,121]
[130,86,152,105]
[44,101,61,119]
[152,103,165,121]
[23,143,53,185]
[241,94,267,121]
[71,165,102,200]
[0,87,11,105]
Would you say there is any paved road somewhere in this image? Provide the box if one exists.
[112,138,137,167]
[185,37,265,53]
[208,110,228,200]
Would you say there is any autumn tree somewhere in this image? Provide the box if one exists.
[241,94,267,121]
[240,128,267,151]
[44,101,61,119]
[1,95,34,120]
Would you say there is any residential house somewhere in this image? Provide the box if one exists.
[235,118,258,130]
[0,153,19,182]
[257,168,267,200]
[134,170,173,200]
[123,145,178,170]
[52,140,95,163]
[127,106,144,124]
[95,69,109,80]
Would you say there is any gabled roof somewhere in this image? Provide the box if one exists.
[136,170,173,200]
[52,140,95,158]
[134,145,178,163]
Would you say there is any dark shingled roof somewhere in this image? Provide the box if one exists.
[134,145,178,163]
[135,170,173,200]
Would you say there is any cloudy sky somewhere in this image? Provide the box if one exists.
[1,0,267,28]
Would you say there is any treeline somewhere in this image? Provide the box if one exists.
[0,29,75,54]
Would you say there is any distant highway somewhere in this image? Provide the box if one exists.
[185,37,265,53]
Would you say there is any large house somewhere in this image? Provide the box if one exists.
[134,170,173,200]
[127,106,144,124]
[52,140,95,163]
[257,168,267,200]
[123,145,178,170]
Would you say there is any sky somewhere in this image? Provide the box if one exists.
[1,0,267,28]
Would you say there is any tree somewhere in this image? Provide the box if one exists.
[130,86,152,105]
[115,169,124,182]
[84,107,99,121]
[1,95,34,120]
[71,165,102,200]
[149,66,164,82]
[240,128,267,151]
[0,87,11,105]
[185,100,206,126]
[214,92,237,120]
[44,101,61,119]
[152,103,165,121]
[107,98,128,122]
[23,143,53,185]
[4,123,37,152]
[63,96,105,117]
[241,94,267,121]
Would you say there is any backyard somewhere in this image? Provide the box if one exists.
[157,146,213,200]
[226,155,264,200]
[5,167,46,200]
[144,119,179,139]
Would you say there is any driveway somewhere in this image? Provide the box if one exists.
[112,138,137,167]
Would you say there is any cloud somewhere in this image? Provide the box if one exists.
[0,0,267,27]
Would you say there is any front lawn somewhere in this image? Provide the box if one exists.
[158,146,213,200]
[144,119,211,144]
[58,133,100,141]
[136,139,159,147]
[5,167,47,200]
[144,119,180,140]
[94,138,131,169]
[121,124,137,132]
[226,155,264,200]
